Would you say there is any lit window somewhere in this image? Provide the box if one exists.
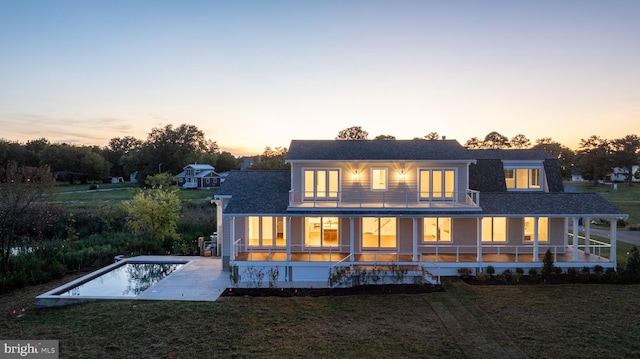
[481,217,507,242]
[362,217,397,248]
[371,168,387,190]
[524,217,549,242]
[504,168,542,190]
[304,169,339,200]
[248,216,287,247]
[419,169,456,199]
[305,217,339,247]
[423,218,452,242]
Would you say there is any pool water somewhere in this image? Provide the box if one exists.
[58,262,184,297]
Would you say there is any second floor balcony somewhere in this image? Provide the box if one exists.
[288,189,480,210]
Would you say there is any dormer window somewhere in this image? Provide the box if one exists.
[504,168,541,190]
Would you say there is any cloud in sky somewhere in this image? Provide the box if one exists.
[1,1,639,155]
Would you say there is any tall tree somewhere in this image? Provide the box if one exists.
[510,134,531,149]
[336,126,369,140]
[374,134,396,140]
[424,132,440,140]
[576,135,612,184]
[464,137,482,149]
[0,162,57,273]
[122,124,218,185]
[250,147,290,170]
[482,131,511,149]
[104,136,143,177]
[532,138,575,180]
[611,134,640,186]
[215,151,239,172]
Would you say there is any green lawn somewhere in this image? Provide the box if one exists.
[3,276,640,358]
[52,183,216,208]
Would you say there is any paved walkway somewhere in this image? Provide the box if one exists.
[588,228,640,246]
[136,256,229,302]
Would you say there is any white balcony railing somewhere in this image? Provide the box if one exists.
[288,189,480,209]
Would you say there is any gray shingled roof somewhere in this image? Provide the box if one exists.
[479,192,627,217]
[216,170,290,215]
[469,149,556,161]
[286,140,474,161]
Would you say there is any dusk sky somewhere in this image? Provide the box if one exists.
[1,0,639,156]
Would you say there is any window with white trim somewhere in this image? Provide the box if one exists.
[304,169,339,200]
[524,217,549,242]
[248,216,287,247]
[371,168,388,191]
[481,217,507,242]
[504,168,541,190]
[423,218,452,242]
[419,169,456,200]
[305,217,339,247]
[362,217,397,248]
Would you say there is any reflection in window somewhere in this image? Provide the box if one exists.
[481,217,507,242]
[305,217,339,247]
[248,216,286,247]
[304,169,339,200]
[524,217,548,242]
[419,169,455,199]
[371,168,387,190]
[423,218,452,242]
[362,217,397,248]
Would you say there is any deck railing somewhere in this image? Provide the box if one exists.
[288,189,480,209]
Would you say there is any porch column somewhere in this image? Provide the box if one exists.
[573,217,579,262]
[349,217,355,263]
[584,216,591,255]
[286,217,291,262]
[611,219,617,266]
[413,218,418,262]
[563,218,569,247]
[230,216,235,261]
[533,217,539,262]
[477,218,483,265]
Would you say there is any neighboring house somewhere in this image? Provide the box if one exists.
[570,170,587,182]
[240,155,262,170]
[176,164,221,189]
[610,165,640,183]
[214,140,627,288]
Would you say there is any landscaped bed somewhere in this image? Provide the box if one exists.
[221,283,444,297]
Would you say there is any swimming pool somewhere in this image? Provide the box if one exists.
[58,262,184,297]
[36,257,191,307]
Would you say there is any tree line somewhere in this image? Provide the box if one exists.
[335,126,640,185]
[1,123,638,186]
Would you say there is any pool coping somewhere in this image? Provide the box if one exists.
[35,255,228,307]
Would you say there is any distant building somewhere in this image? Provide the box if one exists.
[176,164,221,189]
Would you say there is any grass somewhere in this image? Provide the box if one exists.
[567,181,640,227]
[52,182,216,209]
[3,276,640,358]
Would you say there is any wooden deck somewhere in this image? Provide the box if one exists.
[234,247,611,264]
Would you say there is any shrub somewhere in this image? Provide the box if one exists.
[593,265,604,275]
[581,266,591,274]
[457,267,472,278]
[501,269,513,283]
[567,267,578,277]
[528,268,538,276]
[542,249,554,277]
[475,272,490,282]
[627,224,640,231]
[485,265,495,276]
[625,246,640,281]
[553,266,563,275]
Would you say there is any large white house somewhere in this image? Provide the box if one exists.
[214,139,627,288]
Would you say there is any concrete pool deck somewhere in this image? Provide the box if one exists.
[36,255,230,307]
